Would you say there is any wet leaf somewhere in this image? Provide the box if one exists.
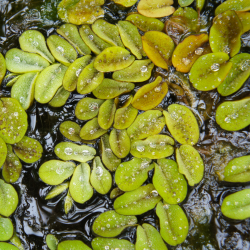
[75,98,104,121]
[79,25,112,54]
[49,87,71,108]
[163,104,199,145]
[112,59,154,83]
[6,75,20,87]
[77,61,104,94]
[59,121,81,142]
[215,97,250,131]
[92,19,124,47]
[179,0,194,7]
[47,35,77,66]
[9,232,24,250]
[45,182,69,200]
[92,238,134,250]
[209,10,242,57]
[46,234,58,250]
[130,135,174,159]
[113,0,137,7]
[80,118,108,140]
[135,223,168,250]
[127,110,165,140]
[110,187,124,199]
[35,64,68,104]
[237,12,250,34]
[64,191,73,214]
[19,30,54,63]
[126,14,164,32]
[58,0,104,25]
[55,142,96,162]
[12,136,42,164]
[100,134,121,172]
[172,34,211,73]
[63,55,92,92]
[0,179,18,217]
[176,145,204,186]
[153,159,187,204]
[5,48,50,73]
[117,21,145,59]
[142,31,175,70]
[0,97,28,144]
[156,202,189,246]
[69,163,93,204]
[57,240,91,250]
[57,24,91,55]
[217,53,250,96]
[92,210,137,237]
[114,96,138,130]
[138,0,175,18]
[215,0,250,16]
[223,155,250,182]
[0,53,6,85]
[11,72,38,110]
[0,137,7,167]
[189,52,232,91]
[114,184,161,215]
[109,129,130,158]
[221,189,250,220]
[93,79,134,99]
[0,217,14,241]
[90,156,112,194]
[39,160,76,185]
[115,158,153,191]
[0,243,19,250]
[196,0,205,11]
[132,76,168,110]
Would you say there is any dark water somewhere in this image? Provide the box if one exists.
[0,0,250,249]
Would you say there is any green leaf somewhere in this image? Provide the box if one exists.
[11,72,38,110]
[100,134,121,172]
[63,55,92,92]
[0,179,18,217]
[49,86,70,108]
[12,136,43,164]
[57,24,91,55]
[19,30,54,63]
[57,240,92,250]
[39,160,76,185]
[223,155,250,182]
[59,121,81,142]
[90,156,112,194]
[46,234,58,250]
[130,135,174,159]
[55,142,96,162]
[163,104,200,145]
[47,35,77,66]
[0,137,7,167]
[176,145,204,186]
[117,21,145,59]
[80,118,108,140]
[156,202,189,246]
[2,144,22,183]
[238,12,250,34]
[92,210,137,237]
[113,0,137,7]
[0,52,6,85]
[6,75,21,87]
[215,0,250,16]
[64,191,74,214]
[5,48,50,73]
[221,189,250,220]
[69,163,93,204]
[79,25,112,54]
[92,79,134,99]
[9,232,24,250]
[112,59,154,83]
[153,159,187,204]
[115,158,153,191]
[0,97,28,144]
[75,98,104,121]
[110,187,124,199]
[127,110,165,140]
[126,14,164,32]
[135,223,168,250]
[45,182,69,200]
[179,0,194,7]
[114,184,162,215]
[0,243,19,250]
[35,64,68,104]
[0,217,14,241]
[196,0,205,11]
[92,237,135,250]
[215,97,250,131]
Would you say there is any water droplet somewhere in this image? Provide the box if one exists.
[88,35,94,40]
[151,190,158,197]
[195,47,204,55]
[136,146,145,152]
[240,59,250,71]
[96,166,103,177]
[64,147,73,155]
[154,86,161,92]
[56,46,64,53]
[76,69,82,77]
[182,57,191,65]
[224,116,231,123]
[89,102,99,111]
[140,65,147,72]
[211,63,220,72]
[68,128,75,135]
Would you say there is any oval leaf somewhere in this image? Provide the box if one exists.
[0,53,6,85]
[59,121,81,142]
[92,237,135,250]
[45,182,69,200]
[215,0,250,16]
[0,217,14,241]
[57,240,91,250]
[0,137,7,167]
[46,234,58,250]
[0,243,19,250]
[49,86,71,108]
